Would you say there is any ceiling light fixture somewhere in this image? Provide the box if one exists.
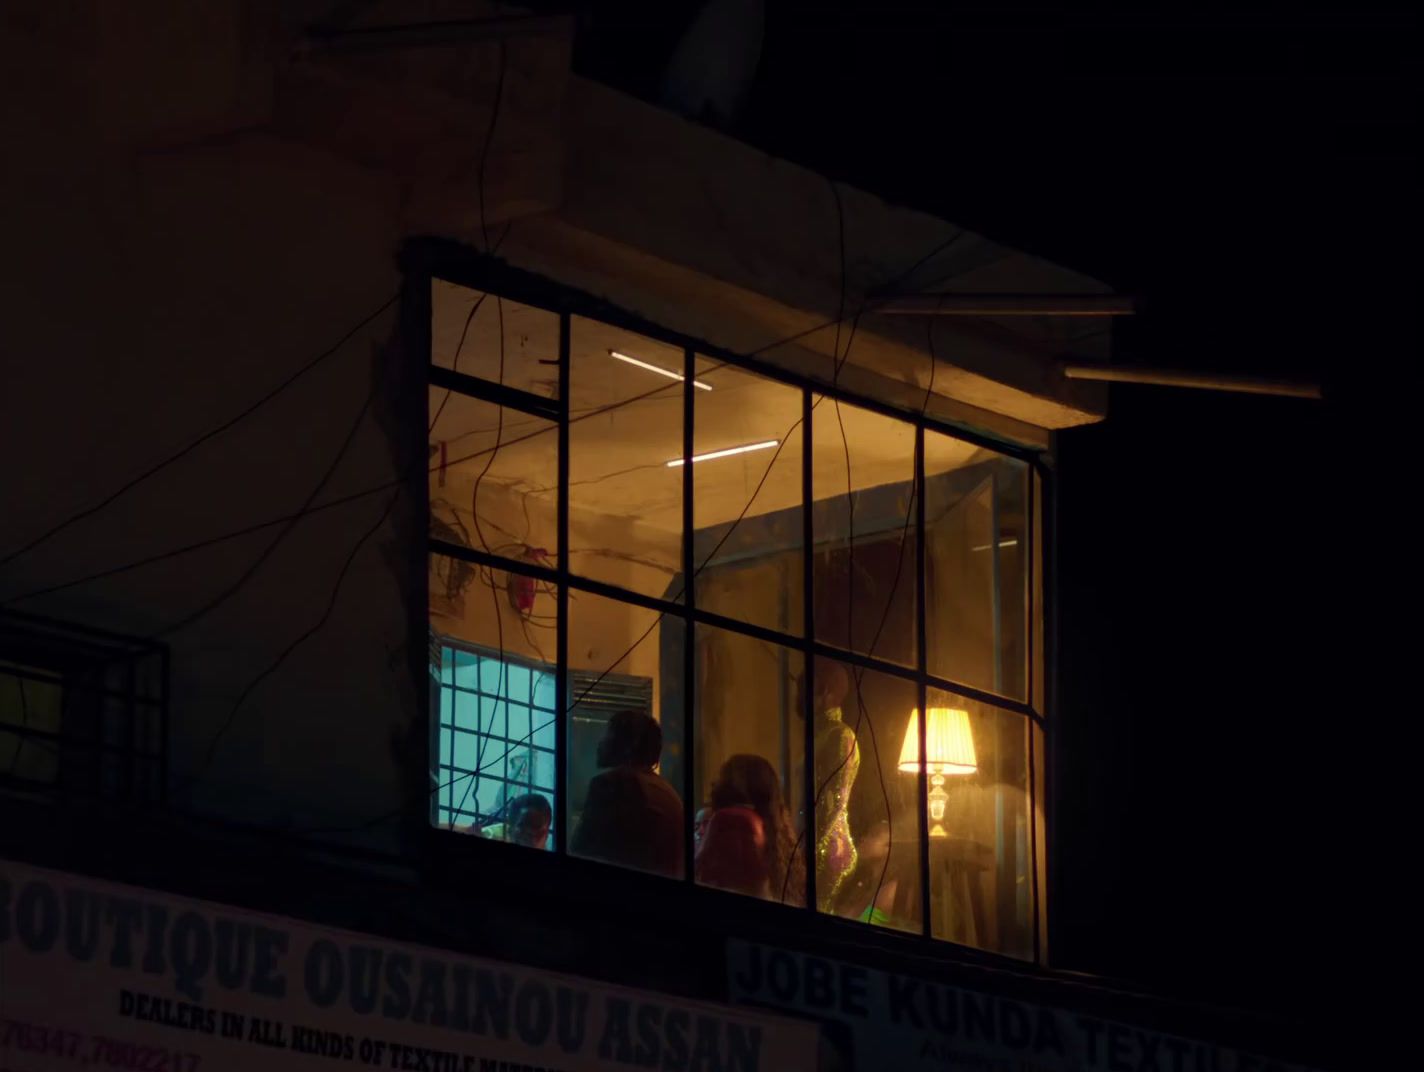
[970,538,1020,552]
[666,440,779,468]
[609,350,712,391]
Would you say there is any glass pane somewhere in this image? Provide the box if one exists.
[429,550,557,670]
[922,687,1034,959]
[693,624,804,905]
[429,635,557,853]
[428,388,558,578]
[692,362,804,636]
[568,317,684,601]
[431,280,559,399]
[0,663,62,786]
[567,591,686,878]
[925,432,1031,701]
[806,657,922,934]
[812,399,916,668]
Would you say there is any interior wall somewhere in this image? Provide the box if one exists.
[694,555,802,805]
[433,479,675,712]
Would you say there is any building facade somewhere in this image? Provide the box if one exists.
[1,4,1320,1071]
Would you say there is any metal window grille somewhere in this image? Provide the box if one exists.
[0,611,168,805]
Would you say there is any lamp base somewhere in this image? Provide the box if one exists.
[928,774,949,837]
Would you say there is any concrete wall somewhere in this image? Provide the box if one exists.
[0,2,1086,854]
[2,4,421,845]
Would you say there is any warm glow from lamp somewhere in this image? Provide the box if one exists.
[899,707,977,837]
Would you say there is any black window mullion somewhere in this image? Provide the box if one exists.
[1038,460,1058,963]
[431,538,557,585]
[801,387,817,914]
[1026,466,1036,712]
[915,424,932,939]
[428,363,559,422]
[555,311,571,854]
[682,346,696,884]
[418,262,1056,962]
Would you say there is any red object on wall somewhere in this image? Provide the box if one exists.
[508,547,549,615]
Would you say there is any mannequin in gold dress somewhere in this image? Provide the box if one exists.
[797,659,860,912]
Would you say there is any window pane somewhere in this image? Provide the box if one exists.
[430,639,557,852]
[428,388,558,581]
[429,550,557,667]
[807,657,922,934]
[812,400,916,668]
[569,317,683,602]
[431,280,559,399]
[693,624,804,905]
[0,662,62,787]
[923,687,1034,959]
[692,362,804,636]
[567,591,686,878]
[925,433,1031,702]
[429,543,557,853]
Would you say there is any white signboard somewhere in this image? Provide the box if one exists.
[0,859,818,1072]
[727,941,1318,1072]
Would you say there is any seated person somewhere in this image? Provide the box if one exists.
[696,754,801,904]
[470,792,552,850]
[571,710,684,878]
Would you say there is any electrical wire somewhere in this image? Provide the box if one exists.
[252,231,980,834]
[0,292,399,574]
[426,36,509,439]
[288,224,1006,854]
[154,386,376,639]
[427,222,514,436]
[783,287,953,914]
[454,294,508,823]
[427,291,489,435]
[298,407,809,840]
[4,351,704,604]
[776,197,969,913]
[3,207,969,598]
[167,21,522,793]
[477,40,507,255]
[2,295,903,613]
[187,486,403,787]
[9,223,992,831]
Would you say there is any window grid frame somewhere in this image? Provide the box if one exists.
[418,251,1052,963]
[0,611,169,806]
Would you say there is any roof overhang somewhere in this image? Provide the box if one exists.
[271,4,1115,444]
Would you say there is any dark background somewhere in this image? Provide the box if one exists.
[538,0,1413,1044]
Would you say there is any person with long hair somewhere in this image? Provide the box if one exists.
[696,753,803,904]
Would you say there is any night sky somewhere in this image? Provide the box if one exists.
[556,0,1411,1044]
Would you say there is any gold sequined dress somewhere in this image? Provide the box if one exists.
[813,706,860,911]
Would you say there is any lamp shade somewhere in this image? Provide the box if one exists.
[898,707,977,775]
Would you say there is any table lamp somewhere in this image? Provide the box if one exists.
[898,707,977,837]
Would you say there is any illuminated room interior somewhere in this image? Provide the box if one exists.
[427,281,1038,956]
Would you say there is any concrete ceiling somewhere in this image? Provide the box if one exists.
[431,282,995,536]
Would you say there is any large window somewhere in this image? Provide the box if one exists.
[423,267,1047,960]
